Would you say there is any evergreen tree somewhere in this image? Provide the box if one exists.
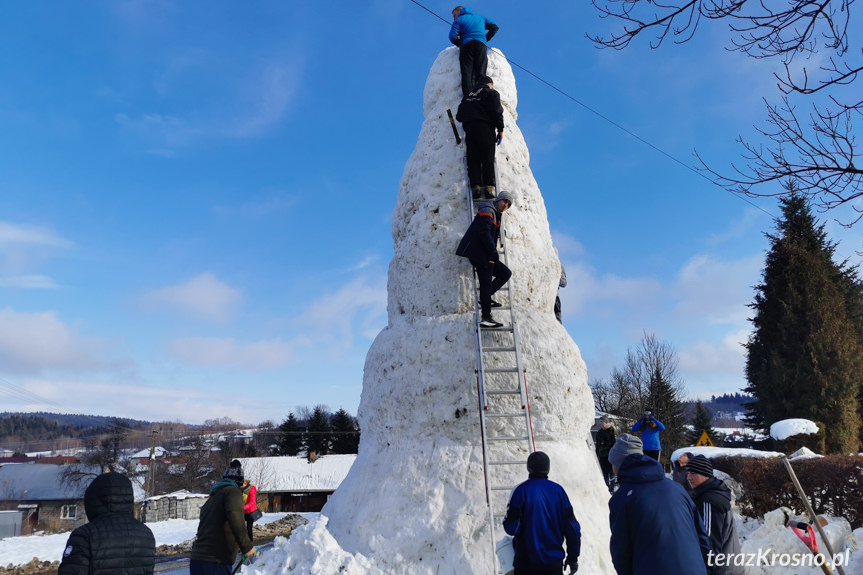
[645,362,687,462]
[305,406,332,457]
[744,191,863,453]
[276,413,303,456]
[330,409,360,454]
[688,400,716,445]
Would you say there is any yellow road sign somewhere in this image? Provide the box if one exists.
[695,431,714,447]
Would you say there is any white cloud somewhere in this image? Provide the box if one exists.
[168,336,302,369]
[0,222,71,288]
[0,222,71,249]
[0,275,57,289]
[705,207,767,246]
[671,253,762,326]
[564,260,663,317]
[142,273,242,322]
[0,308,104,374]
[678,329,750,398]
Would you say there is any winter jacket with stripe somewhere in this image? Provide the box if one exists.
[456,85,504,133]
[503,476,581,570]
[456,202,501,263]
[691,477,744,575]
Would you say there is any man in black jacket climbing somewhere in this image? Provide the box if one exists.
[58,471,156,575]
[456,191,513,328]
[457,75,504,200]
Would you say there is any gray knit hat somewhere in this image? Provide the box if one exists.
[495,191,514,207]
[685,454,714,478]
[608,433,643,468]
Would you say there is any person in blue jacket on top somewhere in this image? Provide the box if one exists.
[630,407,665,460]
[503,451,581,574]
[608,434,709,575]
[449,6,499,98]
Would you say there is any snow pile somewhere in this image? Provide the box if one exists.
[771,419,819,440]
[254,47,612,575]
[740,508,862,575]
[670,446,785,463]
[788,447,823,461]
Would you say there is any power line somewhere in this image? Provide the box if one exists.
[408,0,775,219]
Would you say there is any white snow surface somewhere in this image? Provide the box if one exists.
[0,512,302,567]
[670,445,785,463]
[788,447,823,461]
[770,419,819,440]
[258,47,613,575]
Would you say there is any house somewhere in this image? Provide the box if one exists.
[141,489,208,523]
[238,455,356,512]
[0,463,92,534]
[0,448,15,459]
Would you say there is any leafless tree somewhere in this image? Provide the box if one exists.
[589,0,863,225]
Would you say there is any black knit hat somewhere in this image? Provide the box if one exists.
[223,459,244,484]
[685,454,713,478]
[527,451,550,475]
[478,75,493,85]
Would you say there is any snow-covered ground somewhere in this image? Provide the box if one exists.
[0,512,313,568]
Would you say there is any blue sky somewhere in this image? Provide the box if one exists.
[1,1,859,425]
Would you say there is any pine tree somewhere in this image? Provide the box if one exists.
[330,409,360,454]
[688,400,716,445]
[305,406,332,457]
[645,363,687,462]
[276,413,303,456]
[745,191,863,453]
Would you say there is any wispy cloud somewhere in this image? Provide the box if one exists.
[142,273,242,322]
[168,336,303,369]
[0,222,72,249]
[671,253,762,326]
[0,308,106,375]
[0,222,71,289]
[0,275,57,289]
[705,207,768,246]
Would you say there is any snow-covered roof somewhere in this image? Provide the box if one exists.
[238,455,356,492]
[145,489,208,502]
[670,446,785,463]
[788,446,823,461]
[770,418,818,440]
[0,463,98,500]
[130,446,169,458]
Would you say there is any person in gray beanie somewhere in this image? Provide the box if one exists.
[608,435,710,575]
[456,191,514,328]
[503,451,581,574]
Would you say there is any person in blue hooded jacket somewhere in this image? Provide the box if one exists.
[503,451,581,574]
[608,434,710,575]
[449,6,499,98]
[630,407,665,460]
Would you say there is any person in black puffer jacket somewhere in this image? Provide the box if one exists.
[58,471,155,575]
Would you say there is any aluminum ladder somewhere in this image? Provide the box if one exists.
[463,158,536,574]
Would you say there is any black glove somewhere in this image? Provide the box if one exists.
[566,557,578,573]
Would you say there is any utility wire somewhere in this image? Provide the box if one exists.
[408,0,775,219]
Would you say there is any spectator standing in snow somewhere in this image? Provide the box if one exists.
[190,460,256,575]
[608,434,710,575]
[631,407,665,460]
[554,265,567,323]
[503,451,581,574]
[58,471,156,575]
[685,455,743,575]
[594,415,616,493]
[456,75,504,200]
[241,479,260,542]
[449,6,499,98]
[456,191,513,328]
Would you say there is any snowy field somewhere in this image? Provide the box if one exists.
[0,512,315,568]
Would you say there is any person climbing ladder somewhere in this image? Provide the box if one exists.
[457,74,504,200]
[456,191,514,328]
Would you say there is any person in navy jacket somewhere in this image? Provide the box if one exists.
[449,6,499,98]
[503,452,581,574]
[630,407,665,460]
[608,434,709,575]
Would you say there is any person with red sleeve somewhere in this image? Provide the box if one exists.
[241,479,259,542]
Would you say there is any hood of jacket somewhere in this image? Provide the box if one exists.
[456,7,472,17]
[693,476,732,512]
[84,471,134,521]
[616,453,666,484]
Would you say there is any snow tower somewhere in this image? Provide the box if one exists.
[276,47,615,575]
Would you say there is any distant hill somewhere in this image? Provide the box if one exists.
[0,412,156,454]
[683,393,753,424]
[0,411,150,430]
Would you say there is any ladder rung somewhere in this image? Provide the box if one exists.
[489,460,528,466]
[485,413,524,418]
[487,435,530,442]
[480,326,513,332]
[491,485,517,491]
[483,346,516,352]
[486,389,521,395]
[484,367,518,373]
